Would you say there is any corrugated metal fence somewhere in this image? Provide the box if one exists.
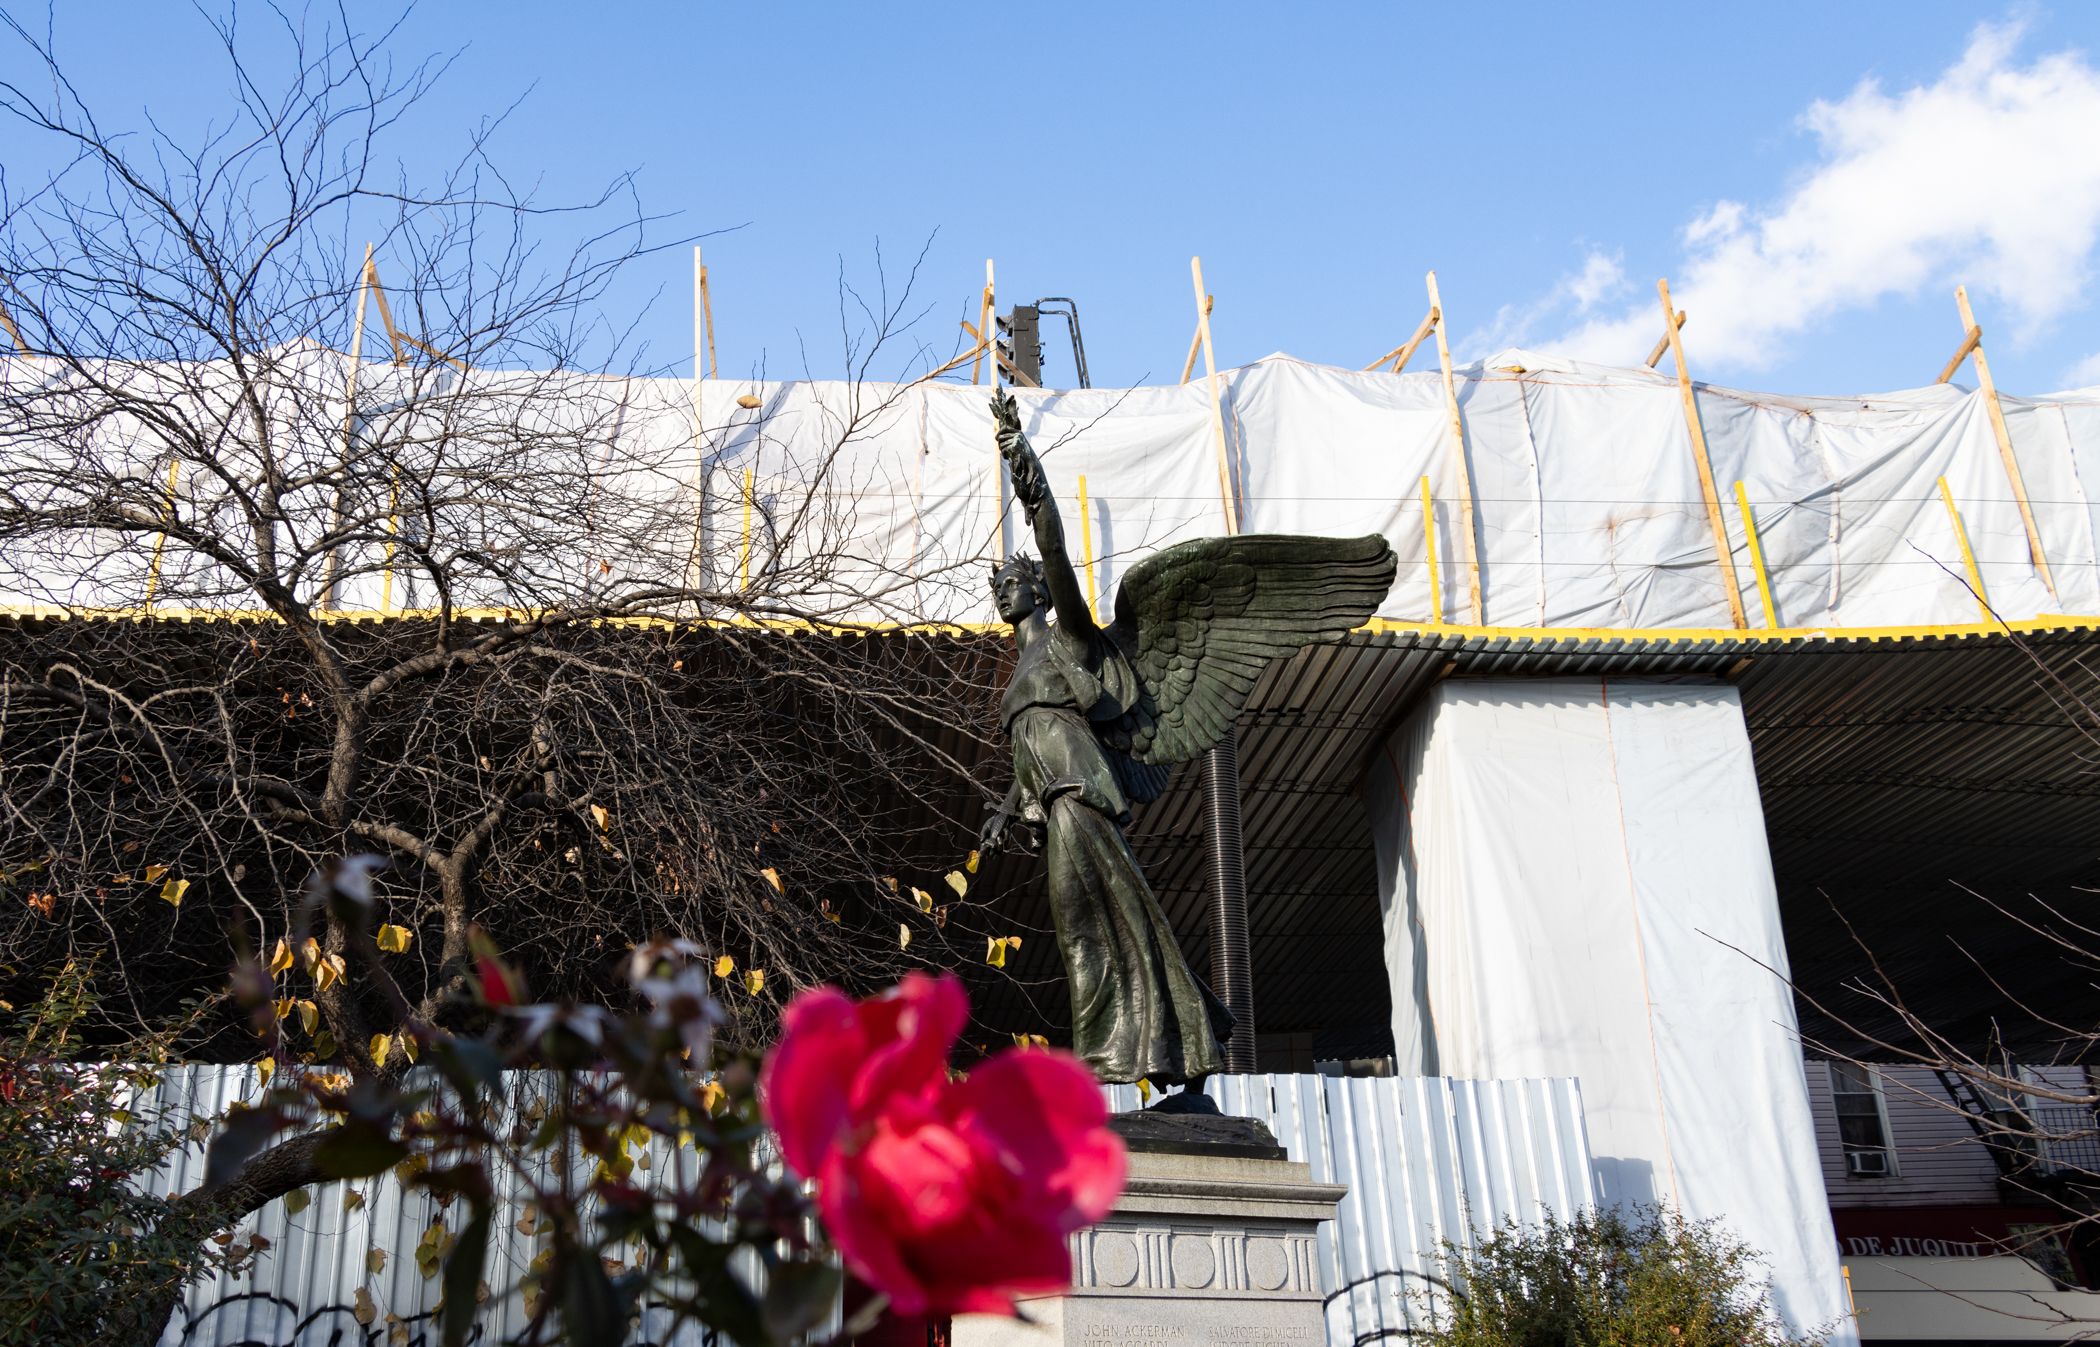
[1106,1075,1596,1347]
[142,1068,1594,1347]
[140,1063,764,1347]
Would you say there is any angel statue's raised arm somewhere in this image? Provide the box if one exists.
[981,387,1396,1087]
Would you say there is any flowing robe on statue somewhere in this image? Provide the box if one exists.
[999,625,1224,1084]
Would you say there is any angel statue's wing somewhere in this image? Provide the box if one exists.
[1095,534,1398,767]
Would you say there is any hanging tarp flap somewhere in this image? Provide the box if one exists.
[1366,677,1851,1344]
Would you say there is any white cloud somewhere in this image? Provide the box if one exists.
[1566,251,1626,310]
[1542,21,2100,372]
[2061,350,2100,389]
[1461,249,1626,358]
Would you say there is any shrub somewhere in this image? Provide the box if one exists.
[1418,1205,1826,1347]
[0,961,232,1347]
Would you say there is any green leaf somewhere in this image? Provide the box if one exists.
[429,1038,505,1103]
[200,1104,287,1193]
[671,1224,770,1347]
[312,1122,409,1179]
[561,1253,630,1347]
[441,1208,490,1347]
[763,1261,843,1344]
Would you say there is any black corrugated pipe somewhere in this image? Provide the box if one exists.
[1205,727,1255,1074]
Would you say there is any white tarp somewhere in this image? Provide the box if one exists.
[1364,677,1851,1344]
[10,347,2100,633]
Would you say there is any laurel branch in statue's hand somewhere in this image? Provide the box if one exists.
[991,388,1048,521]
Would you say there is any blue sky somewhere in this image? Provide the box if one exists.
[13,3,2100,396]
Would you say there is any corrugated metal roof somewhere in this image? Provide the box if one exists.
[971,622,2100,1062]
[16,606,2090,1060]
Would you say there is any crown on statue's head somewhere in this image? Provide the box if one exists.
[988,554,1050,606]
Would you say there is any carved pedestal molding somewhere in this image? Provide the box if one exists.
[956,1149,1347,1347]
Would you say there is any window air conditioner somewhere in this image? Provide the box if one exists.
[1847,1150,1891,1177]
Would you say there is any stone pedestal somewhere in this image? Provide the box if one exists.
[956,1148,1347,1347]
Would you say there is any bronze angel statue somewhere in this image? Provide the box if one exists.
[979,388,1397,1085]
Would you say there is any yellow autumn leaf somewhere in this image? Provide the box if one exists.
[759,867,784,895]
[344,1189,366,1212]
[353,1287,376,1326]
[965,849,981,874]
[370,1033,392,1069]
[268,939,295,975]
[399,1034,419,1063]
[986,936,1008,968]
[143,863,168,884]
[899,924,912,950]
[589,804,609,831]
[375,924,412,954]
[911,887,933,914]
[1136,1077,1153,1105]
[160,877,188,907]
[298,1000,319,1035]
[699,1080,726,1113]
[285,1187,311,1214]
[367,1248,387,1274]
[273,997,295,1022]
[300,936,321,971]
[254,1057,274,1087]
[743,968,765,995]
[944,870,968,897]
[713,954,735,978]
[316,953,346,992]
[882,876,898,892]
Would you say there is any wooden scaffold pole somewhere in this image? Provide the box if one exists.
[1190,257,1241,536]
[1657,277,1747,629]
[1943,286,2055,600]
[1427,271,1483,625]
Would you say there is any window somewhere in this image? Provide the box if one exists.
[1831,1063,1897,1178]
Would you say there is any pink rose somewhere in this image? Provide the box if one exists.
[760,971,1126,1316]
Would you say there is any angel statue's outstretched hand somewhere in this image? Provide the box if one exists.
[979,386,1397,1086]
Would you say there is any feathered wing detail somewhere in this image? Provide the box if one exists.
[1093,534,1398,767]
[1106,747,1174,807]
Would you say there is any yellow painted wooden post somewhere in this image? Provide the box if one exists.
[1659,278,1748,629]
[1938,476,1990,621]
[142,458,180,611]
[1191,257,1241,536]
[1427,271,1482,625]
[739,466,755,592]
[1955,286,2056,599]
[379,470,400,614]
[1733,481,1778,630]
[1421,476,1441,625]
[1077,473,1100,623]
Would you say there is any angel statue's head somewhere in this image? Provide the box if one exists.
[989,554,1051,624]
